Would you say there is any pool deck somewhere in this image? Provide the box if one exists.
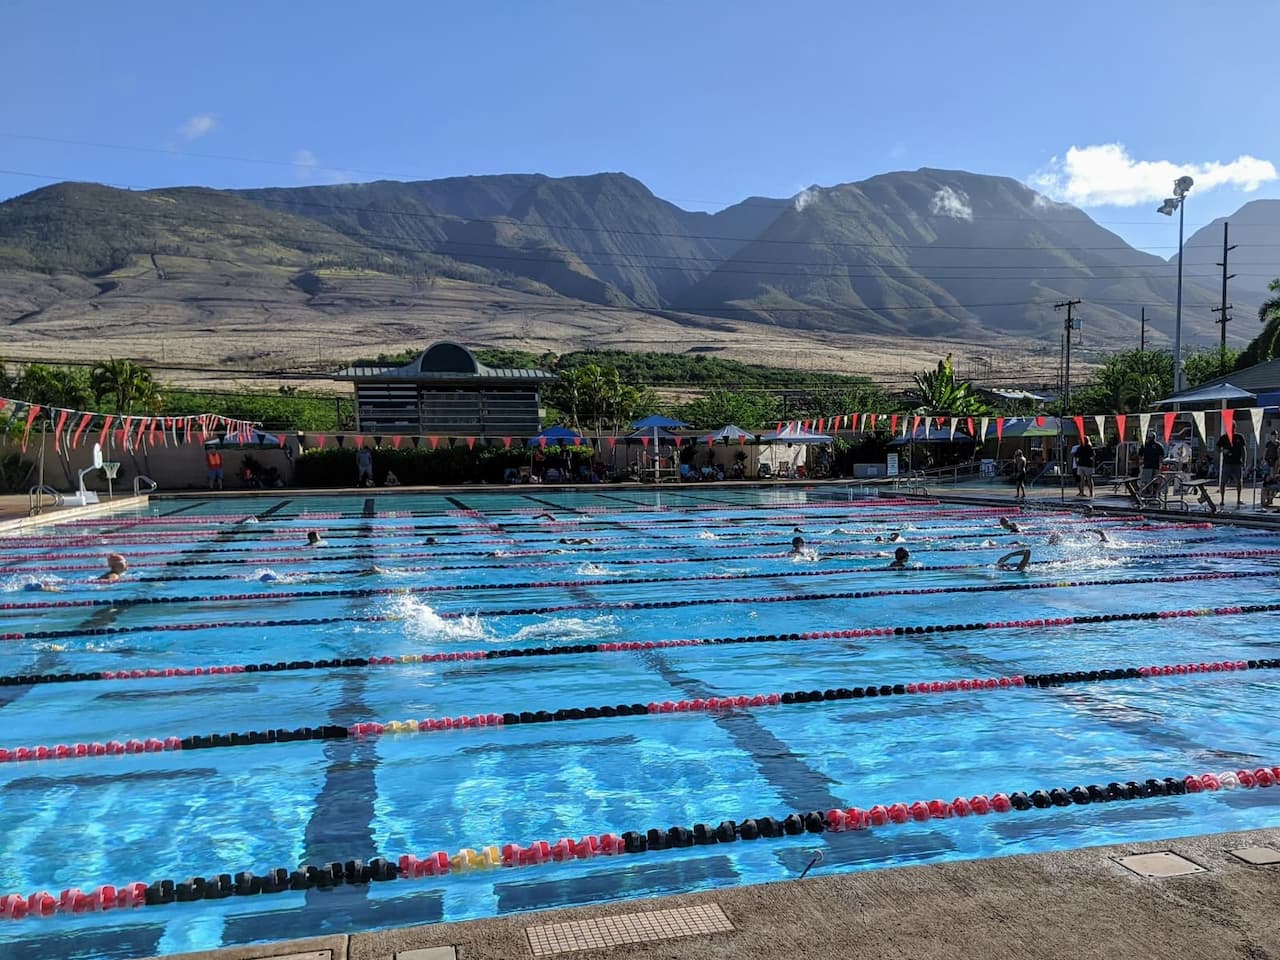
[151,825,1280,960]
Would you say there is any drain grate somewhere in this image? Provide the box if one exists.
[526,903,733,956]
[1113,851,1206,878]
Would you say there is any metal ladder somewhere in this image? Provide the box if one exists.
[27,485,63,517]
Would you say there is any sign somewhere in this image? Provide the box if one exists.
[886,453,900,477]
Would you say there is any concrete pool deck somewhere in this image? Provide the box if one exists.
[150,826,1280,960]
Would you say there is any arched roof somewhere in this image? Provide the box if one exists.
[333,341,557,384]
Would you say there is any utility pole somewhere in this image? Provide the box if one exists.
[1140,307,1146,352]
[1210,221,1236,373]
[1055,299,1082,502]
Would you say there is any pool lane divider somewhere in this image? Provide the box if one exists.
[2,761,1277,921]
[4,655,1279,764]
[3,568,1277,625]
[6,601,1280,689]
[0,535,1233,582]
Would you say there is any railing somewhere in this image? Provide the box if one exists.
[27,485,62,517]
[133,475,158,496]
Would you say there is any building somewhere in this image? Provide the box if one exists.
[333,342,558,435]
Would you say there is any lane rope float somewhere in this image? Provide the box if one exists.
[4,568,1275,624]
[2,761,1275,921]
[5,601,1280,688]
[4,656,1278,764]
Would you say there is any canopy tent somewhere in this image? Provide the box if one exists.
[205,429,285,449]
[1153,382,1257,408]
[527,425,587,446]
[625,427,683,442]
[708,424,755,442]
[758,429,832,444]
[890,424,974,445]
[631,415,690,430]
[982,417,1079,440]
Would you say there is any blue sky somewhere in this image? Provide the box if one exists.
[3,0,1279,256]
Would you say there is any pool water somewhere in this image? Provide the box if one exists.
[2,486,1279,960]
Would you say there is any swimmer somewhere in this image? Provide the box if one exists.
[306,530,327,547]
[996,548,1032,572]
[1086,527,1109,543]
[423,536,437,545]
[257,570,280,583]
[793,526,803,534]
[979,538,997,548]
[1083,505,1096,519]
[99,553,128,582]
[999,517,1022,534]
[1046,532,1063,546]
[534,513,556,522]
[22,580,61,592]
[558,537,594,545]
[874,532,902,543]
[789,536,806,557]
[359,564,389,576]
[888,546,911,569]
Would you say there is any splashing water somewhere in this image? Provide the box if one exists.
[575,563,618,577]
[697,531,720,540]
[388,595,488,642]
[3,574,64,593]
[508,616,621,644]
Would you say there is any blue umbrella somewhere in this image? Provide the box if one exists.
[630,415,690,482]
[528,425,586,446]
[631,414,691,429]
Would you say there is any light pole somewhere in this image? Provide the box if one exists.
[1158,175,1195,394]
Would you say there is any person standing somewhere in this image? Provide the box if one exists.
[1138,432,1164,494]
[356,446,374,487]
[1265,431,1279,475]
[1075,435,1096,498]
[204,446,224,490]
[1069,440,1082,495]
[1218,431,1246,508]
[1012,449,1027,502]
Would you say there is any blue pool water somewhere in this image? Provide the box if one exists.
[2,486,1279,959]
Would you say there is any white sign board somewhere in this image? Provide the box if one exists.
[886,453,899,477]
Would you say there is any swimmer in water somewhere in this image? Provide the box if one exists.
[22,580,61,592]
[996,548,1032,572]
[874,532,903,543]
[423,535,437,545]
[306,530,327,547]
[1046,532,1063,546]
[99,553,128,582]
[888,546,911,569]
[1086,527,1109,543]
[999,517,1022,534]
[558,537,594,545]
[534,512,556,522]
[789,536,807,557]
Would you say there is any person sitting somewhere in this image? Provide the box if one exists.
[504,466,519,484]
[680,462,694,481]
[713,463,726,481]
[996,548,1032,571]
[888,546,911,569]
[99,553,128,582]
[383,470,401,487]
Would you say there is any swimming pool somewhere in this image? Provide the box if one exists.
[2,486,1279,960]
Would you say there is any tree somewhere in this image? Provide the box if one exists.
[1235,279,1280,370]
[90,359,161,413]
[12,363,94,409]
[674,390,781,429]
[909,354,989,415]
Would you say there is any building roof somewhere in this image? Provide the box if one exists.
[333,341,558,384]
[1189,357,1280,395]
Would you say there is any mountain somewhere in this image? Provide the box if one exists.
[0,169,1250,370]
[680,169,1232,343]
[1181,198,1280,316]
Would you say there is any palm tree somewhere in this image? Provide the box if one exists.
[910,354,989,415]
[91,359,160,413]
[1234,279,1280,369]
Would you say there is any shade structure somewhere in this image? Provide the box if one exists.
[1153,382,1257,407]
[630,414,691,430]
[983,417,1078,439]
[890,424,973,445]
[709,424,755,442]
[759,429,832,445]
[206,430,285,449]
[527,425,586,446]
[626,427,683,441]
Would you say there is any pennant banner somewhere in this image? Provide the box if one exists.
[1249,407,1265,446]
[1190,412,1205,443]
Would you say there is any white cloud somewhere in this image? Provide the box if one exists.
[793,187,819,212]
[1031,143,1278,207]
[292,148,354,185]
[929,185,973,221]
[178,114,218,141]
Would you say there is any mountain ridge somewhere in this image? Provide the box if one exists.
[0,168,1258,357]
